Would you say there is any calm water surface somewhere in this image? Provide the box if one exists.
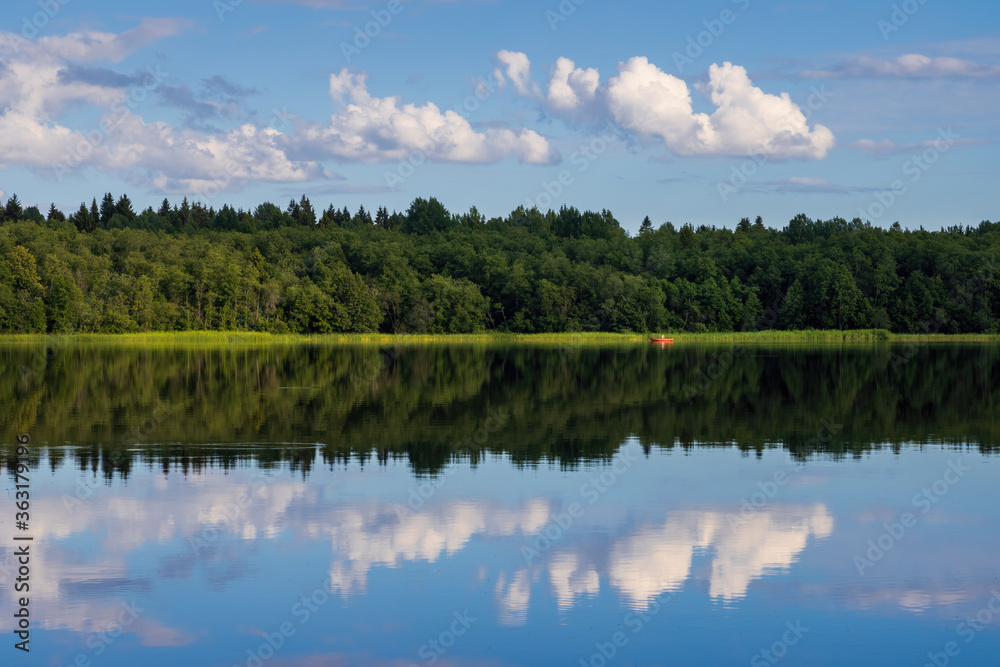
[1,341,999,666]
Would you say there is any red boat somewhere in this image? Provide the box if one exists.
[649,337,674,344]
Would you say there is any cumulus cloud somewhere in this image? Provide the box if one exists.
[96,112,326,194]
[0,23,325,194]
[0,24,561,196]
[499,51,835,160]
[495,49,540,98]
[293,68,557,165]
[545,56,600,120]
[802,54,1000,79]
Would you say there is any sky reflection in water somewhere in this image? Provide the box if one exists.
[2,441,999,666]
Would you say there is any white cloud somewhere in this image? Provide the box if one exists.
[495,569,533,626]
[766,177,871,194]
[0,23,561,196]
[546,57,600,120]
[0,21,327,194]
[0,55,323,194]
[495,49,540,98]
[295,68,557,165]
[0,18,191,64]
[696,61,834,159]
[548,552,600,611]
[849,138,898,152]
[803,54,1000,79]
[97,111,326,193]
[848,135,984,156]
[605,56,710,154]
[608,504,834,608]
[499,51,835,160]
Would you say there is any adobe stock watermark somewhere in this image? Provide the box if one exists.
[545,0,586,31]
[236,574,337,667]
[51,600,145,666]
[189,470,274,557]
[392,408,510,519]
[349,346,400,389]
[120,397,175,446]
[921,589,1000,667]
[681,286,788,400]
[16,0,71,41]
[877,0,931,41]
[726,418,843,530]
[51,65,170,182]
[750,620,810,666]
[60,452,133,514]
[716,86,833,203]
[673,0,751,74]
[18,335,72,383]
[383,73,499,189]
[238,576,463,667]
[853,457,969,575]
[578,593,672,667]
[524,122,626,211]
[214,0,243,21]
[200,108,293,199]
[885,258,996,372]
[340,0,406,63]
[409,610,477,666]
[521,444,638,564]
[856,127,959,221]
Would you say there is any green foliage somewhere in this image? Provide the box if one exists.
[404,197,452,234]
[4,194,23,221]
[22,206,45,223]
[4,342,999,477]
[0,198,997,335]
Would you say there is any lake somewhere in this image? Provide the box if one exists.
[2,340,999,666]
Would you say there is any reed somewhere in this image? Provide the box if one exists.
[0,328,996,347]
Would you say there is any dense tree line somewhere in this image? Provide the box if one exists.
[1,192,998,334]
[4,344,998,477]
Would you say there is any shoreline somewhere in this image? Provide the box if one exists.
[0,329,997,345]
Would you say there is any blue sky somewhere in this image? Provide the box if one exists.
[1,0,997,233]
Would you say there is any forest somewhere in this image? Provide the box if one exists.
[0,192,997,334]
[4,343,998,476]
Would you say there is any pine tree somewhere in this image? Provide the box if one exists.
[72,203,90,232]
[190,201,209,228]
[318,204,337,227]
[376,206,389,228]
[355,205,372,226]
[297,195,316,226]
[158,198,171,218]
[99,193,115,226]
[286,198,301,224]
[639,216,653,234]
[115,194,135,220]
[90,199,100,229]
[4,193,22,220]
[48,203,66,222]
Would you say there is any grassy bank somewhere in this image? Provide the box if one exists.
[0,329,997,347]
